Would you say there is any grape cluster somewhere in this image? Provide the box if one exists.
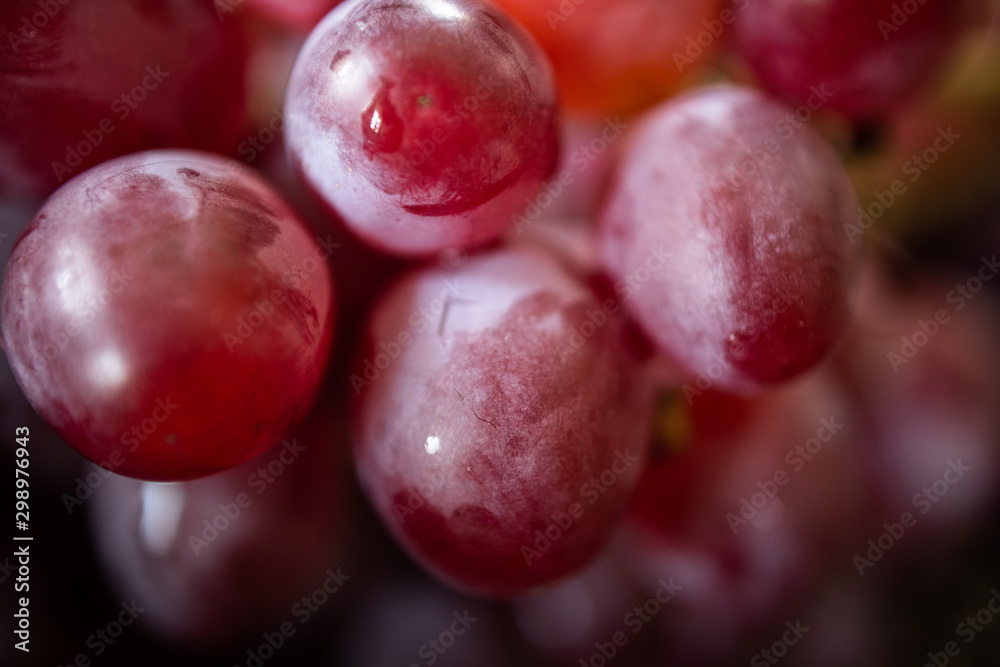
[2,0,999,665]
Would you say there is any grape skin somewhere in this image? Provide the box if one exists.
[731,0,970,121]
[351,246,652,597]
[1,150,334,481]
[598,86,860,391]
[0,0,249,198]
[285,0,559,256]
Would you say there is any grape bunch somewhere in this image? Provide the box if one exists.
[2,0,1000,665]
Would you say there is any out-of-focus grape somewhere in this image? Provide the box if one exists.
[730,0,972,121]
[598,86,860,391]
[491,0,723,115]
[0,0,250,198]
[838,262,1000,554]
[87,401,350,647]
[624,369,866,662]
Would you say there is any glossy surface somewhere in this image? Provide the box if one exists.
[1,150,334,480]
[732,0,970,120]
[285,0,559,255]
[0,0,249,198]
[598,86,859,391]
[351,246,652,596]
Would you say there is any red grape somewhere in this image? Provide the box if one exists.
[285,0,559,256]
[491,0,723,115]
[731,0,972,121]
[86,401,349,646]
[351,246,652,597]
[598,86,860,391]
[626,370,867,660]
[1,150,334,481]
[0,0,250,199]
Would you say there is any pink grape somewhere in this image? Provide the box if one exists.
[285,0,559,256]
[598,86,860,391]
[1,150,334,481]
[351,246,652,597]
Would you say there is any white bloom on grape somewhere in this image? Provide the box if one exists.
[91,349,129,390]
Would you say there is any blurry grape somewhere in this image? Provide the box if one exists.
[838,262,1000,553]
[0,0,250,198]
[491,0,723,115]
[625,369,867,662]
[87,400,350,647]
[731,0,972,121]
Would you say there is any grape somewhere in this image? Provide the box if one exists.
[0,0,250,199]
[597,86,860,391]
[626,370,866,661]
[340,576,506,667]
[491,0,723,115]
[511,546,642,658]
[1,150,334,481]
[837,264,1000,551]
[86,400,349,646]
[285,0,559,256]
[731,0,972,121]
[351,246,652,597]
